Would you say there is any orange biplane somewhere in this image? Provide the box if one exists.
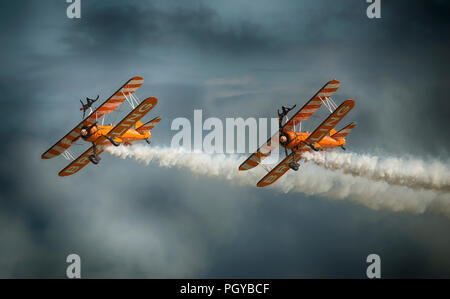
[239,79,356,187]
[41,76,161,176]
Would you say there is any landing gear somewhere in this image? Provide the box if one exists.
[105,135,120,147]
[303,141,320,152]
[288,151,300,171]
[89,154,101,165]
[289,161,300,171]
[145,138,151,144]
[88,143,101,165]
[341,145,346,151]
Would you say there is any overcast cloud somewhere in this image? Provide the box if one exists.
[0,0,449,278]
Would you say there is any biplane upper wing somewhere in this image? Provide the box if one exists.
[58,145,105,177]
[283,79,340,130]
[331,122,357,139]
[238,133,279,171]
[257,153,302,187]
[85,76,144,124]
[106,97,157,139]
[41,76,144,160]
[300,99,355,151]
[136,116,162,133]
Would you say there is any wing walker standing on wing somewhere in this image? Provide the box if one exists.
[239,79,357,187]
[80,95,99,119]
[41,76,162,177]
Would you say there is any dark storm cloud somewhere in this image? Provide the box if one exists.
[61,2,271,56]
[0,0,450,278]
[380,0,450,43]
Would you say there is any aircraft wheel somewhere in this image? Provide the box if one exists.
[289,162,300,171]
[89,155,100,165]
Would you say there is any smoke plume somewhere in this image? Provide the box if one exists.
[302,151,450,193]
[106,145,450,217]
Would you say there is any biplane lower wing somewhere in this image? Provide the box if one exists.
[257,153,302,187]
[238,133,279,171]
[58,145,105,177]
[299,99,355,151]
[106,97,158,139]
[331,122,357,139]
[41,76,144,160]
[136,116,162,133]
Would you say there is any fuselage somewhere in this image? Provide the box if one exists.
[281,130,345,152]
[82,125,150,145]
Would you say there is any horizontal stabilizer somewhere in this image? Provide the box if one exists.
[331,122,357,139]
[136,116,162,133]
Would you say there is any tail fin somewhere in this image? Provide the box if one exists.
[136,116,161,133]
[329,128,337,136]
[331,122,357,139]
[135,120,144,129]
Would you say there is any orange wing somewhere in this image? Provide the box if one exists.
[257,153,302,187]
[58,145,105,177]
[238,133,279,171]
[41,76,144,159]
[106,97,157,138]
[85,76,144,125]
[283,79,340,130]
[299,99,355,151]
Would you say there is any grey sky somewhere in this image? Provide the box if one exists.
[0,0,449,278]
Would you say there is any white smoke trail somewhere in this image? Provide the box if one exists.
[106,145,450,217]
[302,151,450,193]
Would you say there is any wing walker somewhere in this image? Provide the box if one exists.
[239,79,356,187]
